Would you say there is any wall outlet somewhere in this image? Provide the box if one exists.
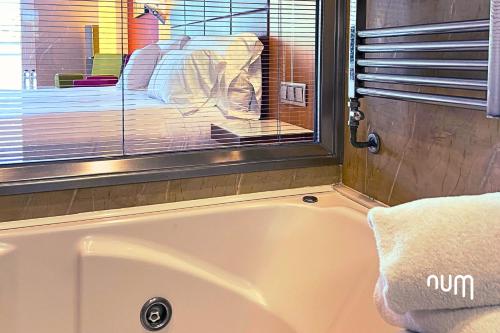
[280,82,306,107]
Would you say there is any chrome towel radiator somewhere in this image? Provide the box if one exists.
[489,0,500,117]
[348,0,498,153]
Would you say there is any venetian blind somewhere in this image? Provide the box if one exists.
[0,0,317,164]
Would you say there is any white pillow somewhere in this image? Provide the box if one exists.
[183,33,264,119]
[118,36,190,90]
[117,44,161,90]
[147,49,226,115]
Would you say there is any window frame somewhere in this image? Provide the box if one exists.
[0,0,346,195]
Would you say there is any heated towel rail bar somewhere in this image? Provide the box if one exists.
[489,0,500,117]
[357,19,490,38]
[347,0,498,153]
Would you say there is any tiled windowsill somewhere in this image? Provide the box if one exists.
[0,165,341,223]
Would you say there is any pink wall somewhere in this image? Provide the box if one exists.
[22,0,98,87]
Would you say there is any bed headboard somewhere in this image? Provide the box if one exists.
[170,0,270,118]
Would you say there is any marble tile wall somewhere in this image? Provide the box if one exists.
[0,165,341,223]
[343,0,500,206]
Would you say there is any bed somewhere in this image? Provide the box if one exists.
[0,4,274,164]
[1,86,228,162]
[0,35,266,163]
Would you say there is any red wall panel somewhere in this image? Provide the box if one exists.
[127,0,159,53]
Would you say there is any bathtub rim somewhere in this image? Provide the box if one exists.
[0,185,385,231]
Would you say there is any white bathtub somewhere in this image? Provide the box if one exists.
[0,185,400,333]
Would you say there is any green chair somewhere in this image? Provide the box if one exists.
[55,54,124,88]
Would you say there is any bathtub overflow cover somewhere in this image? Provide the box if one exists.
[140,297,172,331]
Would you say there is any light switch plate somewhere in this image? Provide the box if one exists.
[287,86,295,101]
[280,82,306,107]
[280,84,287,101]
[294,87,304,103]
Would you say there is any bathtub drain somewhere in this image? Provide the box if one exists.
[140,297,172,331]
[303,196,319,204]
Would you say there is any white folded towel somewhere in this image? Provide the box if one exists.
[375,277,500,333]
[368,192,500,314]
[368,192,500,333]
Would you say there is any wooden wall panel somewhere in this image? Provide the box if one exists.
[269,0,316,130]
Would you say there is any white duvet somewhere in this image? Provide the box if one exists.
[0,86,226,162]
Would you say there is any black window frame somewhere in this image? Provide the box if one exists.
[0,0,346,195]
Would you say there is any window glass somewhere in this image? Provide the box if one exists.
[0,0,318,164]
